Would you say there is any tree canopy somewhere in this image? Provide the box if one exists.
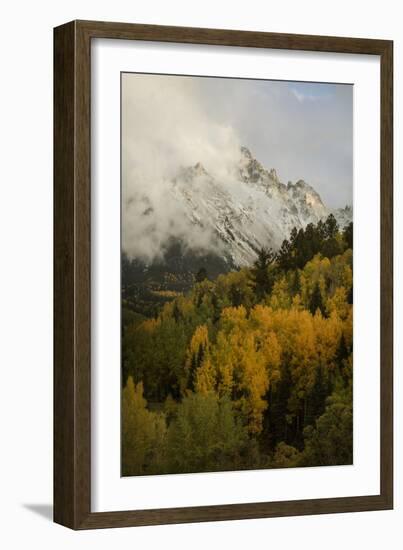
[122,216,353,475]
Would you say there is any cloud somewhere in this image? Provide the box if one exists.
[291,89,320,103]
[122,74,242,262]
[199,78,353,208]
[122,73,353,261]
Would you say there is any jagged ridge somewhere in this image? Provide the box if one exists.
[167,147,352,266]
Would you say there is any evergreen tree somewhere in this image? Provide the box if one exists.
[316,219,326,241]
[277,238,292,270]
[343,221,353,250]
[289,226,298,246]
[211,292,221,323]
[304,223,320,260]
[335,333,350,381]
[347,285,353,304]
[306,366,330,426]
[309,282,325,315]
[324,213,339,239]
[336,333,349,362]
[197,343,205,370]
[229,283,243,307]
[290,270,301,295]
[262,362,292,451]
[301,387,353,467]
[322,236,341,259]
[172,301,181,323]
[250,247,275,298]
[294,228,307,268]
[196,267,208,282]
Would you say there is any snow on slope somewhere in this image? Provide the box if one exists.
[167,147,352,266]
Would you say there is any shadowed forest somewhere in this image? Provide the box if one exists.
[122,215,353,476]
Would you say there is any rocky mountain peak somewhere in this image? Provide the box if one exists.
[269,168,279,182]
[157,146,352,266]
[240,145,253,159]
[174,162,210,184]
[193,162,207,176]
[239,147,270,185]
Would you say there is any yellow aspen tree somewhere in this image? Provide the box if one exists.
[325,286,350,320]
[289,311,317,399]
[141,317,160,333]
[261,331,282,384]
[194,354,216,394]
[122,377,166,476]
[211,331,235,396]
[236,331,269,434]
[268,277,292,310]
[313,310,343,378]
[184,324,211,392]
[343,307,353,349]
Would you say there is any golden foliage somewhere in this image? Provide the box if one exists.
[122,234,354,474]
[122,377,166,475]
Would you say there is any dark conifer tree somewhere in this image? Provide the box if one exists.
[347,285,353,304]
[173,301,181,323]
[230,284,243,307]
[324,214,339,239]
[343,221,353,250]
[306,366,329,427]
[304,223,320,259]
[335,333,350,368]
[322,236,341,259]
[196,291,204,308]
[196,267,208,282]
[289,227,298,246]
[263,364,292,450]
[250,247,275,299]
[316,219,326,242]
[277,238,292,270]
[290,269,301,295]
[211,293,221,324]
[309,282,325,315]
[294,228,307,268]
[197,343,205,369]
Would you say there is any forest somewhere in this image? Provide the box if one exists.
[122,215,353,476]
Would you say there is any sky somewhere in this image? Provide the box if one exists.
[122,73,353,261]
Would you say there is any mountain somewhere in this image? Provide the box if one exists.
[122,147,352,315]
[167,146,352,267]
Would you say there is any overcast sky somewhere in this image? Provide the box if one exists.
[202,77,353,208]
[122,72,352,209]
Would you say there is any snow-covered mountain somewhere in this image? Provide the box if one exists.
[163,146,352,267]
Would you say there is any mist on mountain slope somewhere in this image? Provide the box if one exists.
[122,74,352,265]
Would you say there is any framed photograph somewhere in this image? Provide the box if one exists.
[54,20,393,529]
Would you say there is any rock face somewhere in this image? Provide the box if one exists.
[164,147,352,267]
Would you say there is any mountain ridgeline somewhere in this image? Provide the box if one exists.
[122,147,352,316]
[121,146,354,475]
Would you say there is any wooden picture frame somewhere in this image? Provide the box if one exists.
[54,20,393,529]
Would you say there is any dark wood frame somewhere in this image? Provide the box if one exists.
[54,20,393,530]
